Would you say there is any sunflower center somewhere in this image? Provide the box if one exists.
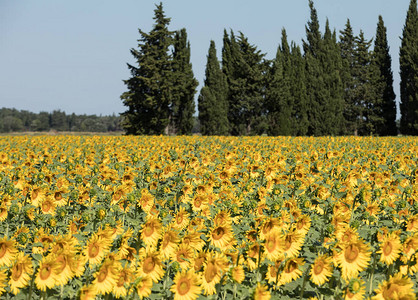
[143,257,156,273]
[285,261,297,273]
[212,227,225,240]
[178,279,190,295]
[144,225,154,237]
[177,251,187,263]
[344,244,359,263]
[12,263,23,281]
[351,281,361,293]
[284,235,293,250]
[114,191,122,201]
[42,201,51,212]
[40,265,52,280]
[97,267,108,282]
[54,192,62,200]
[313,261,324,275]
[383,241,392,256]
[0,243,6,258]
[88,243,100,258]
[176,215,183,224]
[382,283,400,299]
[204,262,218,283]
[266,237,276,252]
[32,189,39,199]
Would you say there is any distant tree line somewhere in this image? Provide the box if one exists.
[0,108,122,133]
[122,0,418,136]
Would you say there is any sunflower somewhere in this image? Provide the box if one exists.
[135,276,153,299]
[259,217,281,240]
[266,260,284,286]
[9,252,33,294]
[84,234,112,265]
[0,268,6,297]
[79,284,98,300]
[181,230,205,252]
[310,254,333,286]
[247,244,261,271]
[278,258,304,286]
[209,223,234,250]
[378,232,401,265]
[171,270,201,300]
[140,217,162,248]
[30,185,46,207]
[160,228,179,260]
[200,252,228,295]
[112,266,134,299]
[294,215,311,235]
[0,237,17,267]
[35,255,60,291]
[283,230,304,258]
[137,249,165,283]
[53,250,75,286]
[0,204,7,222]
[70,253,87,277]
[230,265,245,284]
[40,196,57,215]
[139,189,154,213]
[335,239,371,281]
[344,278,365,300]
[372,272,416,300]
[92,260,118,295]
[173,243,195,270]
[263,232,284,262]
[253,283,271,300]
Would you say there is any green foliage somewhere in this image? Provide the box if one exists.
[198,41,229,135]
[400,0,418,135]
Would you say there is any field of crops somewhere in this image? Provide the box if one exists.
[0,136,417,299]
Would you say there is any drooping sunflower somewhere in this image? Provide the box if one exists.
[334,238,371,281]
[372,272,416,300]
[0,237,17,267]
[92,260,118,296]
[200,252,228,295]
[310,254,333,286]
[344,278,365,300]
[35,255,60,291]
[253,283,271,300]
[9,252,33,294]
[278,258,304,286]
[170,270,201,300]
[160,228,179,260]
[53,250,75,286]
[378,232,401,265]
[137,249,165,283]
[140,217,163,248]
[83,234,112,265]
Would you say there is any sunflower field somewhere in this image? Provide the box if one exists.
[0,135,417,299]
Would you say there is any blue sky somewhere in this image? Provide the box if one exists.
[0,0,410,117]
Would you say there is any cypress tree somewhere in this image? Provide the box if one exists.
[121,3,174,135]
[198,41,229,135]
[171,28,199,135]
[400,0,418,135]
[339,19,358,135]
[373,16,397,135]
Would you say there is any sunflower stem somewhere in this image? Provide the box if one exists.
[299,265,310,299]
[368,251,377,298]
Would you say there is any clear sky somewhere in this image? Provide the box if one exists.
[0,0,410,117]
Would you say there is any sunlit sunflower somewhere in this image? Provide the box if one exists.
[181,230,205,252]
[263,232,284,262]
[209,223,234,250]
[200,252,228,295]
[30,185,46,207]
[139,189,154,213]
[266,260,284,286]
[344,278,365,300]
[278,258,304,286]
[230,265,245,284]
[173,243,195,270]
[0,237,17,267]
[372,272,416,300]
[53,250,75,286]
[259,217,281,240]
[40,196,57,215]
[112,266,134,299]
[135,276,153,299]
[140,217,162,248]
[0,204,7,222]
[283,230,304,258]
[9,252,33,294]
[310,254,333,286]
[378,232,401,265]
[92,260,118,295]
[253,283,271,300]
[79,284,98,300]
[137,249,164,283]
[35,255,60,291]
[84,234,112,265]
[171,270,201,300]
[0,268,7,297]
[70,253,87,277]
[335,239,371,280]
[160,228,179,260]
[247,244,261,271]
[294,215,311,235]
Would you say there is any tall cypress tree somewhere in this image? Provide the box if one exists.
[121,3,174,135]
[198,41,229,135]
[339,19,358,135]
[373,16,397,135]
[400,0,418,135]
[171,28,198,135]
